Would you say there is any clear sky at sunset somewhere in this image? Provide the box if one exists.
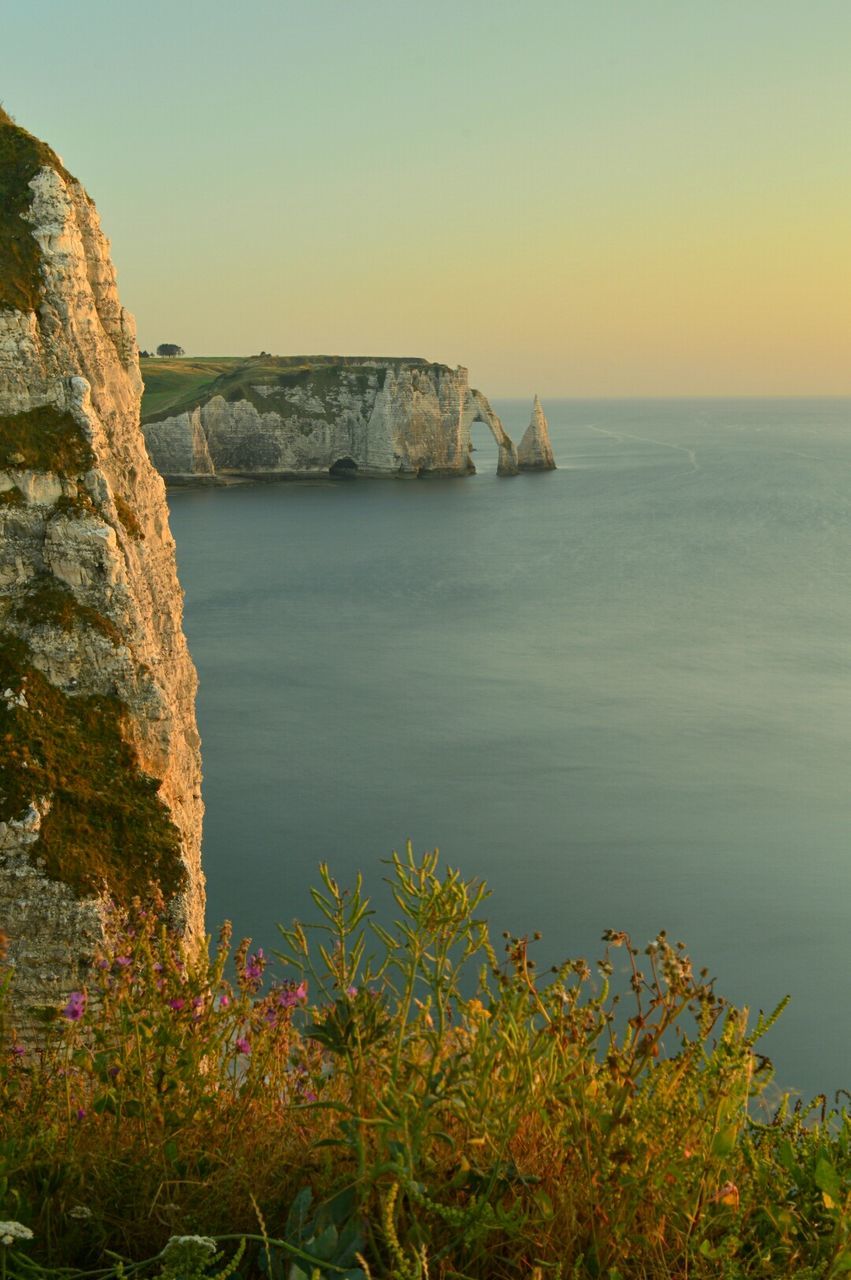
[3,0,850,395]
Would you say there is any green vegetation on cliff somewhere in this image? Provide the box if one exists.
[0,635,183,902]
[0,405,94,473]
[1,849,849,1279]
[11,575,122,645]
[139,356,243,420]
[0,107,70,312]
[140,355,418,423]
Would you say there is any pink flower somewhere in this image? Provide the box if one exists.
[276,981,308,1010]
[243,949,266,989]
[168,998,185,1012]
[235,1037,251,1055]
[219,993,230,1008]
[62,992,86,1021]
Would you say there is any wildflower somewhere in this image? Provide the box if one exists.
[346,985,358,998]
[114,956,132,968]
[304,1090,317,1103]
[276,981,308,1009]
[62,991,86,1021]
[219,993,230,1008]
[167,998,185,1012]
[68,1205,92,1220]
[75,1108,86,1121]
[10,1044,25,1057]
[0,1220,33,1244]
[243,948,265,985]
[715,1181,740,1209]
[235,1036,251,1055]
[161,1236,217,1266]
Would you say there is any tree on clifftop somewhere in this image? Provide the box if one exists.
[156,343,184,358]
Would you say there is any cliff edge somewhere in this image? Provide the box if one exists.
[0,109,204,1033]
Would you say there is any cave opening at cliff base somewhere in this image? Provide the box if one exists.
[329,456,359,477]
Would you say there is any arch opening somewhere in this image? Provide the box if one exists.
[469,419,501,473]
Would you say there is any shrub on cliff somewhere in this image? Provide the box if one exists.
[1,848,850,1278]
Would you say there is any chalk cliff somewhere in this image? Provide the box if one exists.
[141,357,524,480]
[0,109,204,1034]
[517,395,556,470]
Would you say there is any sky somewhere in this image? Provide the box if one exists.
[3,0,851,396]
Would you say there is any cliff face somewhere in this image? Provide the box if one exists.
[0,110,204,1033]
[141,357,523,480]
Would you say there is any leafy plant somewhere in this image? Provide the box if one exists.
[1,848,850,1278]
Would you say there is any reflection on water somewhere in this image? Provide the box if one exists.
[167,398,851,1101]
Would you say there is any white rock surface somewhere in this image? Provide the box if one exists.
[517,395,556,470]
[0,116,204,1034]
[142,361,524,479]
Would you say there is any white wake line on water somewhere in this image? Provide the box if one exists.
[583,424,700,473]
[772,446,827,463]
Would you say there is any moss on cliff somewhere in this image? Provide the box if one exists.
[0,107,70,312]
[113,494,144,539]
[12,574,122,645]
[0,635,184,903]
[0,405,94,473]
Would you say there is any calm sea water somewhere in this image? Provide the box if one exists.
[167,398,851,1101]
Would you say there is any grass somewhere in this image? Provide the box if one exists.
[11,574,122,645]
[140,358,244,420]
[140,356,434,424]
[1,847,849,1279]
[0,405,94,474]
[0,635,184,904]
[0,106,70,312]
[113,494,144,539]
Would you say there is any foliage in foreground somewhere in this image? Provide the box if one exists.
[1,848,851,1279]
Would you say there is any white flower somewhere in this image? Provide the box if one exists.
[0,1220,33,1244]
[162,1235,218,1263]
[68,1205,93,1220]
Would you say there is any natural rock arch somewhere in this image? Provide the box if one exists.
[464,389,518,476]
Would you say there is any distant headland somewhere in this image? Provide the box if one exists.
[140,354,556,483]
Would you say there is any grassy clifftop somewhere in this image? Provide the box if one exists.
[140,354,440,423]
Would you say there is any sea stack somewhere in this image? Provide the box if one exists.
[517,394,556,470]
[0,109,204,1034]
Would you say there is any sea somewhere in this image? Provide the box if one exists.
[166,398,851,1102]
